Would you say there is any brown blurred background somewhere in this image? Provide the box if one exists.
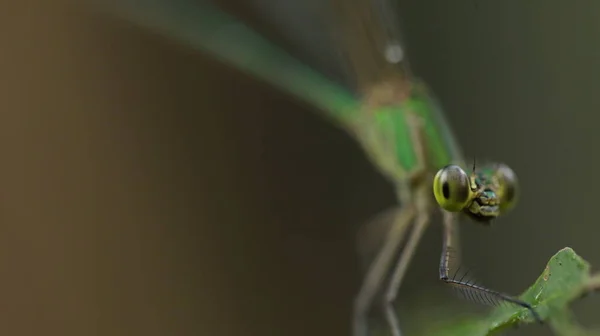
[1,0,598,335]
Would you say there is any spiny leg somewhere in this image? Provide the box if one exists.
[353,204,417,336]
[383,212,430,336]
[438,210,542,322]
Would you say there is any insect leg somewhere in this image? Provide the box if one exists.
[438,210,542,323]
[353,204,417,336]
[383,211,430,336]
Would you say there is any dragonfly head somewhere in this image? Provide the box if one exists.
[432,163,519,223]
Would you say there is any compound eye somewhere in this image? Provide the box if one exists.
[433,165,473,212]
[495,164,519,213]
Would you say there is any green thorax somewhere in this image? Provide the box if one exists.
[356,81,464,182]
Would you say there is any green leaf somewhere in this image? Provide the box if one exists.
[421,248,600,336]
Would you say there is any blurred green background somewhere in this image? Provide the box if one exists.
[1,0,598,335]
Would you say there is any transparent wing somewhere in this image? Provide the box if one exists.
[356,207,408,273]
[328,0,411,97]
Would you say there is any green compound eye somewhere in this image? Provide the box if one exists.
[433,165,474,212]
[494,163,519,214]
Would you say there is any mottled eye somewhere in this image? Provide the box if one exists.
[495,164,519,213]
[433,165,474,212]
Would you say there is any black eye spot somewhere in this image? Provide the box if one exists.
[504,184,515,202]
[442,182,450,199]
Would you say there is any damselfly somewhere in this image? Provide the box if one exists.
[97,1,542,335]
